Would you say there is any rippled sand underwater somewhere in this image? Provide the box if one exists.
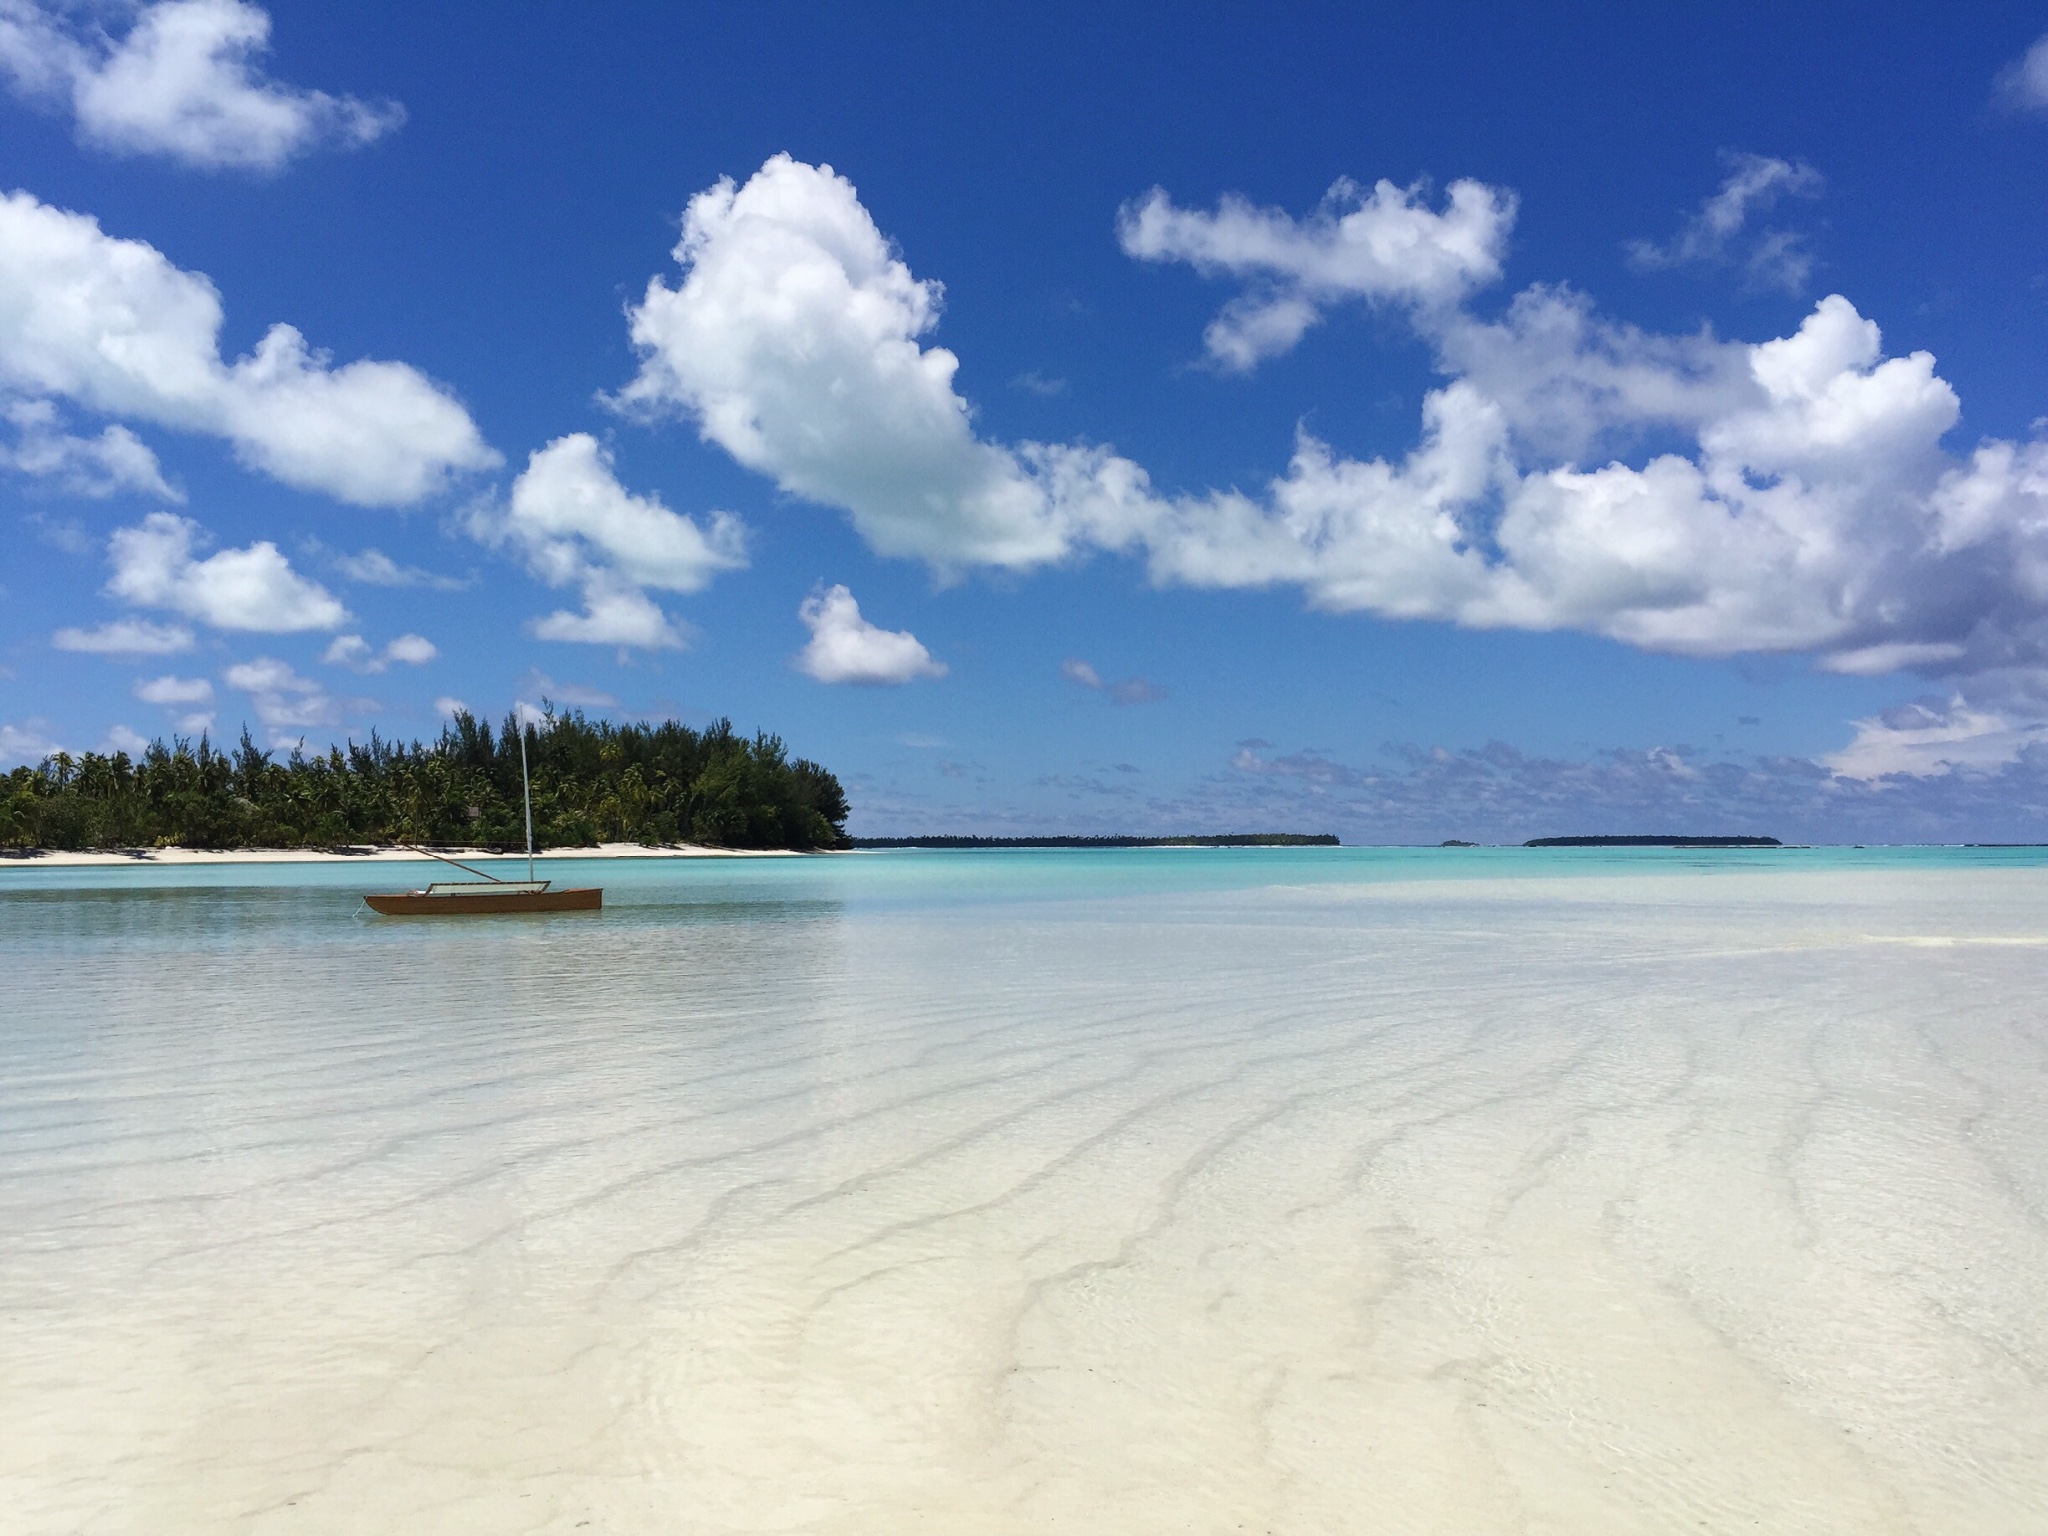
[4,849,2047,1534]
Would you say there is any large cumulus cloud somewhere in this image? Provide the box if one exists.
[616,157,2048,688]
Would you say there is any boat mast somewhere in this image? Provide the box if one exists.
[519,718,534,882]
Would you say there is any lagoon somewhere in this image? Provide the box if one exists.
[5,848,2047,1533]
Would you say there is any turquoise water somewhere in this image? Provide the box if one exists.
[5,849,2047,1533]
[5,839,2044,903]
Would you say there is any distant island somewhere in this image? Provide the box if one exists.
[850,834,1341,849]
[1524,835,1782,848]
[1,709,849,854]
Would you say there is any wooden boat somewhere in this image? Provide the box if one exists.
[365,880,600,916]
[365,717,601,916]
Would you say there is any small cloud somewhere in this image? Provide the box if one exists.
[1113,762,1143,774]
[518,669,617,710]
[1737,715,1760,726]
[1626,152,1823,293]
[1118,175,1516,369]
[1994,35,2048,114]
[936,759,974,779]
[102,724,150,755]
[482,434,745,651]
[434,695,468,719]
[2,399,180,500]
[899,732,948,749]
[108,513,348,633]
[322,632,438,673]
[322,634,374,669]
[333,547,469,590]
[0,0,407,172]
[134,674,214,706]
[794,584,945,686]
[52,618,195,655]
[1825,697,2041,781]
[0,720,63,764]
[1066,656,1166,704]
[1819,640,1967,676]
[224,656,363,744]
[1012,371,1068,396]
[28,511,95,555]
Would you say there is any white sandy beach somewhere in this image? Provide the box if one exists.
[0,840,807,868]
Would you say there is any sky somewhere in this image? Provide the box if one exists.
[4,1,2048,843]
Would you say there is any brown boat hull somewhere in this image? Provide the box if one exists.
[364,887,602,915]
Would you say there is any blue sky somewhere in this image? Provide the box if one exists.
[5,1,2048,841]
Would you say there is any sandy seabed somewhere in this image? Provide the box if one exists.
[3,857,2045,1534]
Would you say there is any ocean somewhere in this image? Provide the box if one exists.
[5,847,2046,1533]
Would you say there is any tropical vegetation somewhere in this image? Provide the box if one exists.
[0,710,850,853]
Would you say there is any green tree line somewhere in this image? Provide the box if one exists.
[0,709,850,853]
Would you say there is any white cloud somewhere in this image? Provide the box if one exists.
[0,189,496,505]
[101,723,149,755]
[1826,698,2046,781]
[0,719,61,763]
[51,616,193,654]
[1626,153,1823,291]
[613,157,2048,734]
[223,654,346,740]
[321,631,436,672]
[516,669,615,717]
[107,511,347,631]
[1061,656,1164,702]
[1117,175,1516,368]
[527,578,684,649]
[1208,732,2048,845]
[332,547,467,589]
[433,694,467,719]
[794,584,945,685]
[0,0,402,171]
[1995,35,2048,114]
[3,399,178,499]
[134,672,213,705]
[1012,371,1067,396]
[479,432,745,649]
[613,155,1134,572]
[1819,642,1968,677]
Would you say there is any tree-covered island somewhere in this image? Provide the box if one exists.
[0,710,850,853]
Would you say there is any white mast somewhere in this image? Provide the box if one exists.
[519,717,534,883]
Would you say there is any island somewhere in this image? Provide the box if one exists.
[0,709,849,854]
[1523,835,1782,848]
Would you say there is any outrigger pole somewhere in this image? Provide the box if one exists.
[399,844,505,882]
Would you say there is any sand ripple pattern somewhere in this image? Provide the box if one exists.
[3,861,2047,1533]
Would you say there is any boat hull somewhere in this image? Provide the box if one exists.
[364,887,602,915]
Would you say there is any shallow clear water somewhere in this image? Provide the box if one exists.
[4,849,2046,1533]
